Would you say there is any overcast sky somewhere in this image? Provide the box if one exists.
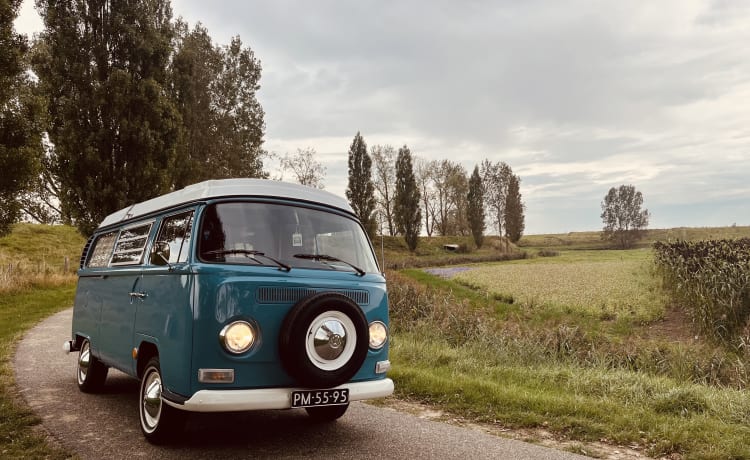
[15,0,750,234]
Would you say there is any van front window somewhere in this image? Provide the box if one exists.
[198,202,379,274]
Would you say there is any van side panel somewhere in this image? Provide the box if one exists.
[72,276,103,350]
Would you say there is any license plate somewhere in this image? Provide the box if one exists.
[291,388,349,408]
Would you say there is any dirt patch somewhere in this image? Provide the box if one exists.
[643,306,695,343]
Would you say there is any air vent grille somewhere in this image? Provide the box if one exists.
[257,287,369,305]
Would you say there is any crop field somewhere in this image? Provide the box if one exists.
[451,250,665,324]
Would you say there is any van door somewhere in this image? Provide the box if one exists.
[134,210,195,397]
[98,221,154,374]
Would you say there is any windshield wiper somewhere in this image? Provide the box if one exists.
[293,253,365,276]
[203,249,291,272]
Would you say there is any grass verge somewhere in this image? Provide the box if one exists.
[390,333,750,459]
[0,283,76,459]
[388,264,750,459]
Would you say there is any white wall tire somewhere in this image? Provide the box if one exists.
[138,357,185,444]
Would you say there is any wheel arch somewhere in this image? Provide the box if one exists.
[137,341,160,379]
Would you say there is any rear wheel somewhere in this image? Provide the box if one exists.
[76,339,108,393]
[305,403,349,422]
[139,356,185,444]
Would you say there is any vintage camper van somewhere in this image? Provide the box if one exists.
[65,179,393,443]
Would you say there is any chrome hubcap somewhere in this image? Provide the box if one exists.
[306,311,357,371]
[77,343,90,383]
[313,320,348,360]
[141,370,162,431]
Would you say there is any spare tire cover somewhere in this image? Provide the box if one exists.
[279,292,369,388]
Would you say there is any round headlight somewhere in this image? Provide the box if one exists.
[220,321,257,354]
[368,321,388,350]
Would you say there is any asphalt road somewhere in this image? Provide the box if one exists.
[14,308,589,460]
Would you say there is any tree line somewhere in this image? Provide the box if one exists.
[2,0,265,235]
[343,132,525,251]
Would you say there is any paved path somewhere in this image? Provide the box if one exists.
[14,308,589,460]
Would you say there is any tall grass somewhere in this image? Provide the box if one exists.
[654,239,750,346]
[0,223,83,293]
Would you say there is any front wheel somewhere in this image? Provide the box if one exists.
[139,357,185,444]
[305,403,349,422]
[77,339,108,393]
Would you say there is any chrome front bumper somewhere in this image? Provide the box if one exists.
[164,378,394,412]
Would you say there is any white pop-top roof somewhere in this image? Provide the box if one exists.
[98,179,355,229]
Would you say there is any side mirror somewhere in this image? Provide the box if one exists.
[150,241,171,266]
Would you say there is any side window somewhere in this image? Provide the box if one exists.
[155,211,194,263]
[87,232,117,268]
[111,222,153,266]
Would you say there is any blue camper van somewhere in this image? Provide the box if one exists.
[65,179,393,443]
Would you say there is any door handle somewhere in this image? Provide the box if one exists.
[129,292,148,299]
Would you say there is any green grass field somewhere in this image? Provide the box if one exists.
[453,250,664,324]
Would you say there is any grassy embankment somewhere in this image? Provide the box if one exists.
[0,224,82,459]
[387,227,750,459]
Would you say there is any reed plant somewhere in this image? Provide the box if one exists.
[654,239,750,346]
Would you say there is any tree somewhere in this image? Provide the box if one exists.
[34,0,180,235]
[394,145,421,251]
[345,132,377,238]
[433,160,468,236]
[169,23,266,188]
[210,35,266,179]
[600,184,650,249]
[480,159,512,235]
[504,173,525,243]
[415,157,437,237]
[371,144,396,236]
[467,165,485,248]
[280,147,326,188]
[19,145,64,224]
[0,0,44,235]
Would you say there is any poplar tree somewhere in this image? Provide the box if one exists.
[169,23,266,187]
[34,0,180,235]
[394,145,421,251]
[480,159,512,236]
[504,173,525,243]
[345,132,377,239]
[467,165,485,248]
[0,0,44,235]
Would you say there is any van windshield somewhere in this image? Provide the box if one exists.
[198,202,379,274]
